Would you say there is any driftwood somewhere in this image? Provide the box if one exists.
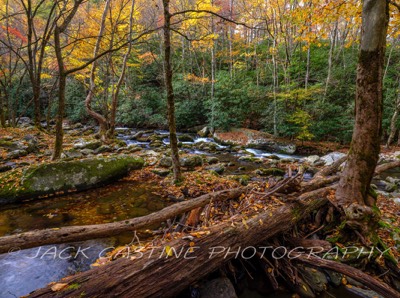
[27,188,329,298]
[0,188,246,254]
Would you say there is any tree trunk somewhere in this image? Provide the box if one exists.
[51,1,83,159]
[386,79,400,147]
[27,189,329,298]
[0,92,5,127]
[324,21,338,97]
[108,0,135,138]
[52,28,66,160]
[163,0,182,182]
[334,0,388,232]
[85,0,111,141]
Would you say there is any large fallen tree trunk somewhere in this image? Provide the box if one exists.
[0,187,246,254]
[28,188,331,298]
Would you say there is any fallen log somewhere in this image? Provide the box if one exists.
[0,187,246,254]
[27,187,329,297]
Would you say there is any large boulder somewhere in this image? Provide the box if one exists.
[0,155,144,204]
[214,128,296,154]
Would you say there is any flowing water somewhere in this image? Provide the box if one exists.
[0,128,379,297]
[0,180,168,297]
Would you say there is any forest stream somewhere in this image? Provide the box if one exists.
[0,129,392,298]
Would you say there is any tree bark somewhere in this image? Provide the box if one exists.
[27,189,329,298]
[334,0,389,218]
[163,0,182,182]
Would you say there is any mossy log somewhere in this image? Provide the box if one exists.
[0,155,144,204]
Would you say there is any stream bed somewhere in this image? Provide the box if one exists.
[0,128,395,297]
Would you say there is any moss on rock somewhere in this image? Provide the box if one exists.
[0,155,144,204]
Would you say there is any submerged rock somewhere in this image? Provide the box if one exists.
[0,155,144,204]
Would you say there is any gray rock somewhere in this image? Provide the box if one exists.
[80,149,95,155]
[95,145,112,154]
[320,152,346,166]
[206,156,219,164]
[303,155,321,165]
[150,141,163,148]
[197,126,210,138]
[74,141,102,150]
[65,150,84,159]
[159,157,173,168]
[386,176,400,185]
[178,134,194,142]
[181,155,203,168]
[324,270,342,287]
[6,149,28,159]
[199,277,237,298]
[255,167,285,176]
[299,266,327,293]
[206,164,225,175]
[131,131,144,139]
[151,168,170,177]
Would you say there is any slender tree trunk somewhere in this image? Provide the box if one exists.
[109,0,135,138]
[272,37,278,136]
[386,79,400,147]
[163,0,182,183]
[85,0,111,140]
[51,0,83,160]
[229,0,234,79]
[305,45,310,90]
[334,0,389,233]
[324,21,338,97]
[52,28,67,160]
[0,91,5,127]
[210,5,216,131]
